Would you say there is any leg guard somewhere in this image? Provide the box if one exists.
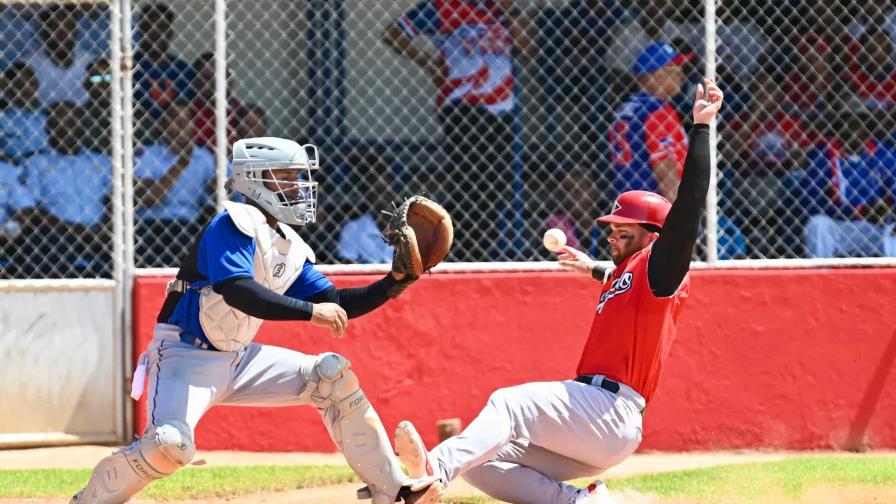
[302,353,407,499]
[70,419,195,504]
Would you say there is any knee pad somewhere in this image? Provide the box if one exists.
[303,352,369,415]
[126,418,195,480]
[304,353,406,499]
[70,419,194,503]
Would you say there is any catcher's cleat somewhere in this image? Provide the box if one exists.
[356,475,443,503]
[573,480,610,504]
[394,420,434,479]
[402,476,444,504]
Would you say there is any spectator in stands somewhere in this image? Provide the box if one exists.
[847,27,896,112]
[0,160,37,277]
[28,4,92,106]
[791,0,861,91]
[783,34,840,137]
[801,107,894,258]
[382,0,532,261]
[610,42,690,201]
[0,62,48,163]
[22,101,112,277]
[543,165,599,258]
[191,52,240,153]
[337,151,396,264]
[729,72,813,175]
[234,102,268,140]
[134,3,194,139]
[536,0,631,165]
[134,99,215,268]
[725,72,816,257]
[83,57,112,154]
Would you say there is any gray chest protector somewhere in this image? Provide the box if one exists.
[199,201,314,351]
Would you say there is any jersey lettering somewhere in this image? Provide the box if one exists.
[611,121,632,167]
[597,271,633,314]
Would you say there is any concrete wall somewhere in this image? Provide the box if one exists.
[132,268,896,452]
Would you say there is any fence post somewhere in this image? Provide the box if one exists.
[704,0,719,264]
[120,0,137,442]
[215,0,228,211]
[109,0,127,443]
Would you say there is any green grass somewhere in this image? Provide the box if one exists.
[0,464,359,499]
[609,456,896,499]
[2,456,895,502]
[449,456,896,504]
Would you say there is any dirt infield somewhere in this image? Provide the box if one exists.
[1,446,893,504]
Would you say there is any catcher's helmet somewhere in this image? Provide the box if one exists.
[596,190,671,229]
[231,137,319,226]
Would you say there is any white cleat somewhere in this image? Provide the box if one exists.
[394,420,433,479]
[573,480,610,504]
[69,491,82,503]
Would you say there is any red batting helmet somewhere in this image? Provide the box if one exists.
[596,190,672,229]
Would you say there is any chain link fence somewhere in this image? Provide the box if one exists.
[1,0,895,278]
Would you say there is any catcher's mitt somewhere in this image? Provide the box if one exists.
[383,196,453,297]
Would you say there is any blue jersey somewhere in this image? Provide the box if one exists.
[875,138,896,196]
[610,92,687,194]
[24,150,112,226]
[166,211,334,347]
[804,143,888,219]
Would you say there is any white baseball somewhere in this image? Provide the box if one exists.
[543,228,567,252]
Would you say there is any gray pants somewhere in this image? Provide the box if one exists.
[144,324,338,441]
[430,379,644,504]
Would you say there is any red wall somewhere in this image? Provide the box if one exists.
[132,269,896,452]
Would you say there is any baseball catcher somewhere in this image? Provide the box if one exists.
[70,137,450,504]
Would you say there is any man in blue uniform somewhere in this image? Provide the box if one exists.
[70,137,443,504]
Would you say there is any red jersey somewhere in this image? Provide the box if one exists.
[575,246,690,402]
[193,98,240,151]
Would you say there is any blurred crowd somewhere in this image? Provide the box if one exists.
[0,0,895,278]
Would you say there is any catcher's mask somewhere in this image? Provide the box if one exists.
[231,137,319,226]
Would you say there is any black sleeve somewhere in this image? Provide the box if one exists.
[647,124,711,297]
[305,274,400,319]
[214,277,315,320]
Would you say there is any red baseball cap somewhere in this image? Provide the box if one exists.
[596,190,672,229]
